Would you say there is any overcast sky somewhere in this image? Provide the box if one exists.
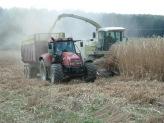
[0,0,163,15]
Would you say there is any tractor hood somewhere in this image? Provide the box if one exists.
[62,52,82,66]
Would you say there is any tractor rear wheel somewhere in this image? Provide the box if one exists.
[39,60,48,81]
[50,64,64,84]
[84,62,97,82]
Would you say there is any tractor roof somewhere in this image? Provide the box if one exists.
[50,37,73,42]
[98,27,125,32]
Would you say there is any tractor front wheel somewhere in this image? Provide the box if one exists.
[50,64,64,84]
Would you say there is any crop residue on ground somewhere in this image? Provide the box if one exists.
[0,51,163,123]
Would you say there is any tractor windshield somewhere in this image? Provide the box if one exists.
[54,41,76,53]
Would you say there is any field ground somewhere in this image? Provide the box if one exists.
[0,51,164,123]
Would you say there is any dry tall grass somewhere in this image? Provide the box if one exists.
[109,37,164,81]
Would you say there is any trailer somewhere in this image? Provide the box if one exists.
[21,33,65,78]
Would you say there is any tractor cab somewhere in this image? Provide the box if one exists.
[97,27,125,51]
[48,37,76,55]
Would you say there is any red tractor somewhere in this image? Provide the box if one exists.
[21,34,97,83]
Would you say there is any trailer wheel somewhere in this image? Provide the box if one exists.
[39,60,48,81]
[24,64,28,78]
[24,64,33,79]
[84,62,97,82]
[50,64,64,84]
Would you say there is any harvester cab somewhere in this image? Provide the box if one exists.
[91,27,126,57]
[77,27,126,60]
[96,27,125,51]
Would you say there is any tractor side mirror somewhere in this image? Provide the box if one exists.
[48,43,52,49]
[93,32,96,38]
[80,42,83,47]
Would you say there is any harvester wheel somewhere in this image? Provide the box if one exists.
[50,64,64,84]
[39,60,48,81]
[84,62,97,82]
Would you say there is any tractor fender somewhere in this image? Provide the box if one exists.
[39,53,52,67]
[84,59,93,64]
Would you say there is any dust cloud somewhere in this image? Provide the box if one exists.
[0,8,145,50]
[0,9,100,50]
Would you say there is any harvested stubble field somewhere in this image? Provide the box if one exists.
[0,50,164,123]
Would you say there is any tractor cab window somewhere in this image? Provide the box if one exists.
[54,41,76,53]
